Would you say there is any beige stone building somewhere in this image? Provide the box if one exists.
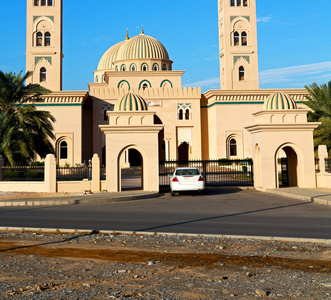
[25,0,321,191]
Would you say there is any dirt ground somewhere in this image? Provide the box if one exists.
[0,230,330,299]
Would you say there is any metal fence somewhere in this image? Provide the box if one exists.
[326,158,331,173]
[1,166,45,181]
[56,166,90,181]
[159,159,253,190]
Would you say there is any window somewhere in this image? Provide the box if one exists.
[36,32,43,46]
[121,65,126,71]
[35,0,53,6]
[231,0,235,6]
[243,0,248,6]
[178,109,183,120]
[230,139,237,156]
[234,31,240,46]
[40,67,46,82]
[142,64,148,71]
[153,63,159,71]
[44,32,51,46]
[60,141,68,159]
[162,64,167,71]
[242,31,247,46]
[185,109,190,120]
[103,110,108,121]
[142,83,148,90]
[95,75,98,83]
[237,0,241,6]
[115,66,118,71]
[239,66,245,81]
[131,65,135,71]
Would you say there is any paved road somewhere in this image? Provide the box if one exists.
[0,188,330,239]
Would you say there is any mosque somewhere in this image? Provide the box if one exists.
[24,0,321,192]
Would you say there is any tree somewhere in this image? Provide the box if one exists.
[0,71,56,165]
[304,80,331,154]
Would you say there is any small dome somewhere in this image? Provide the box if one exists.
[116,33,170,61]
[114,93,148,112]
[263,92,297,110]
[97,40,126,70]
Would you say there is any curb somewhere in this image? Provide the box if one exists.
[265,190,331,206]
[0,227,330,244]
[0,192,160,207]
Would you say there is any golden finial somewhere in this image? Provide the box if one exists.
[141,25,144,35]
[125,28,129,40]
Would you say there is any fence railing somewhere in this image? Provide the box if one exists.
[1,166,45,181]
[326,158,331,173]
[159,159,253,189]
[56,166,90,181]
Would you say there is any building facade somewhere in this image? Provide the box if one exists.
[25,0,318,190]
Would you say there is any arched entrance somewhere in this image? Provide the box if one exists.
[154,115,165,162]
[178,142,189,161]
[120,148,143,191]
[276,146,298,188]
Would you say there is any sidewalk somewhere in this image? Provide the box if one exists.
[0,191,160,207]
[266,187,331,206]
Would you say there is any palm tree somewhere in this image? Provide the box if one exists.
[0,70,56,165]
[304,80,331,154]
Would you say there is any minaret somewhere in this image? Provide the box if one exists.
[218,0,259,90]
[26,0,63,91]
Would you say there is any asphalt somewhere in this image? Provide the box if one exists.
[0,186,330,207]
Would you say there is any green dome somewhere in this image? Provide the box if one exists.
[117,33,169,61]
[263,92,297,110]
[114,93,148,112]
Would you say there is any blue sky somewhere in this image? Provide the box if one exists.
[0,0,330,92]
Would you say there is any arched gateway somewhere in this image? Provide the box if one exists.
[246,92,320,190]
[99,93,163,192]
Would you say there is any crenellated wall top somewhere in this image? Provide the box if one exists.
[88,86,201,100]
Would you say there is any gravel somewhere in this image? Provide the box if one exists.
[0,230,330,299]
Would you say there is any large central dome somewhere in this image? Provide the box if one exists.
[97,29,171,72]
[117,33,169,61]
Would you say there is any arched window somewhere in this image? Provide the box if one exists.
[242,32,247,46]
[142,83,148,90]
[237,0,241,6]
[40,67,46,82]
[153,63,159,71]
[36,32,43,47]
[60,141,68,159]
[168,65,172,71]
[142,64,148,71]
[44,32,51,46]
[230,139,237,156]
[115,65,118,71]
[101,74,105,82]
[234,32,240,46]
[162,64,167,71]
[41,0,46,6]
[121,65,126,71]
[239,66,245,81]
[178,109,183,120]
[95,75,98,83]
[185,109,190,120]
[131,65,136,71]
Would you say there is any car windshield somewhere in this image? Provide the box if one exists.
[175,169,200,176]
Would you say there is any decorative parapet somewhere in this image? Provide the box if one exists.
[88,85,201,100]
[203,89,309,107]
[29,91,90,105]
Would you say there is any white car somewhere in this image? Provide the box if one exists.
[169,167,205,196]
